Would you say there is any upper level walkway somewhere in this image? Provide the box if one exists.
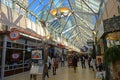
[4,62,101,80]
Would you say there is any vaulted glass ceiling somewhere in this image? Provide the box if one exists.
[17,0,105,48]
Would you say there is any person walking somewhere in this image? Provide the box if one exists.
[51,56,57,75]
[43,63,49,80]
[61,55,65,67]
[81,55,86,69]
[47,55,52,70]
[91,58,96,71]
[88,56,92,68]
[72,54,78,73]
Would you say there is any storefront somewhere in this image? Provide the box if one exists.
[0,32,42,77]
[100,15,120,79]
[103,15,120,47]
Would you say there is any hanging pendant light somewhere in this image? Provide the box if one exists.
[50,7,70,17]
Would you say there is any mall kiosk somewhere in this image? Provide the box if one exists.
[30,49,44,80]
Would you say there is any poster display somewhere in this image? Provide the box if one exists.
[32,49,43,60]
[30,63,44,75]
[30,49,44,76]
[96,56,103,64]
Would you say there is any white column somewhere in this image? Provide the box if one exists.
[1,35,7,80]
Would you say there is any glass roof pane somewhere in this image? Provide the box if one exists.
[26,0,104,48]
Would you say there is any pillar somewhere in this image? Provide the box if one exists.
[1,35,7,80]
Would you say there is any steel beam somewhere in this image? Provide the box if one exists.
[62,25,76,34]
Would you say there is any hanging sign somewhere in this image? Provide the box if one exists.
[11,53,20,60]
[96,56,103,64]
[9,31,20,40]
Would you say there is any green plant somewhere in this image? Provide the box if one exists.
[103,45,120,79]
[103,45,120,65]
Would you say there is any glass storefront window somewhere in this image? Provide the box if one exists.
[0,41,3,47]
[12,43,24,49]
[7,42,11,48]
[5,49,23,70]
[3,38,42,76]
[6,41,24,49]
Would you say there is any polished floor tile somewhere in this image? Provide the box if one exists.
[4,62,102,80]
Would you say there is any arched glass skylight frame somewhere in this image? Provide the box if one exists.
[14,0,105,48]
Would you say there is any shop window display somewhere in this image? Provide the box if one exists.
[4,38,42,76]
[5,49,23,69]
[24,49,31,65]
[7,42,11,48]
[6,42,24,49]
[4,41,30,76]
[12,43,24,49]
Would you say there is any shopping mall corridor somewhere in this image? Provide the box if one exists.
[4,62,99,80]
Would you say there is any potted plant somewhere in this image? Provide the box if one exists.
[103,45,120,80]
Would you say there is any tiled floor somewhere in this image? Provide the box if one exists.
[4,62,102,80]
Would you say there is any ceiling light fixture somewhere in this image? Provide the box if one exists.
[50,7,70,17]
